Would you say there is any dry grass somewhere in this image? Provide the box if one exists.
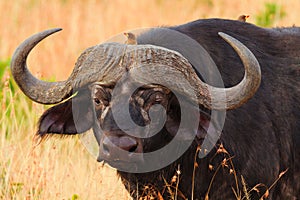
[1,0,300,80]
[203,144,288,200]
[134,144,288,199]
[1,0,299,199]
[0,75,131,199]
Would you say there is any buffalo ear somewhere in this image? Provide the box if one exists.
[37,91,94,138]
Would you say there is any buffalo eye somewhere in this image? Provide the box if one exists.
[91,84,111,108]
[94,98,101,106]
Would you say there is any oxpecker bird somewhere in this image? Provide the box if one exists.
[237,15,250,22]
[124,32,137,45]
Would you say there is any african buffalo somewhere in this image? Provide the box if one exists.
[11,19,299,199]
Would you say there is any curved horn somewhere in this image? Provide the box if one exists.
[11,29,260,110]
[132,29,261,110]
[119,33,261,110]
[10,28,73,104]
[208,32,261,110]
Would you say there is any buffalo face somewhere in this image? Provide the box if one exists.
[91,83,210,167]
[10,28,261,172]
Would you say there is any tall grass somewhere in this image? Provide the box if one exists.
[1,0,300,199]
[1,1,299,81]
[0,64,130,199]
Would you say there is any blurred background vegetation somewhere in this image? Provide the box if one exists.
[0,0,299,199]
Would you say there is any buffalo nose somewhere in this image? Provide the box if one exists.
[102,135,139,157]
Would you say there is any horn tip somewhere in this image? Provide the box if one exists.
[218,32,236,45]
[51,28,63,33]
[218,32,229,39]
[43,28,63,36]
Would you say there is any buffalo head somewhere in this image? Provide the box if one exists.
[10,28,261,172]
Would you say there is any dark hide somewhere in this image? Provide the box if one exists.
[37,19,300,199]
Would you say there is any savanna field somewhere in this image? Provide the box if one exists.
[0,0,299,199]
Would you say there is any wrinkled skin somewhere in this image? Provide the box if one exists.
[19,19,300,199]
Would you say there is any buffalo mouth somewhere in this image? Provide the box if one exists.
[97,132,144,164]
[94,106,220,171]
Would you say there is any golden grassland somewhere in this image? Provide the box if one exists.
[1,0,300,199]
[1,0,300,80]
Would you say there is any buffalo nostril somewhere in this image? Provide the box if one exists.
[128,144,138,153]
[119,136,138,152]
[99,135,143,163]
[101,135,139,156]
